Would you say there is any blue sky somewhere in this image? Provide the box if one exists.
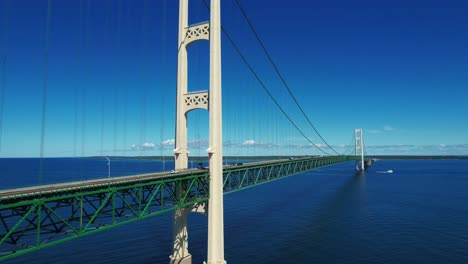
[0,0,467,157]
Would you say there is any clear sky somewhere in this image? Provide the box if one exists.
[0,0,467,157]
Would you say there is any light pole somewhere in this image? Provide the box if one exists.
[105,157,111,180]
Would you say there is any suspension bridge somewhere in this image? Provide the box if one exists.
[0,1,372,263]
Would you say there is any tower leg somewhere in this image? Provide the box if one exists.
[205,0,226,263]
[170,208,192,264]
[354,128,365,172]
[171,1,190,263]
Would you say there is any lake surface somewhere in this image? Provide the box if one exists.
[2,159,468,263]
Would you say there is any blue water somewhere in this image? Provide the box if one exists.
[0,158,177,189]
[2,159,468,263]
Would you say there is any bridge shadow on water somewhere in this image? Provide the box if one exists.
[268,171,370,263]
[279,173,367,263]
[220,166,371,264]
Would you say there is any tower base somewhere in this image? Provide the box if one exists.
[203,261,226,264]
[170,254,192,264]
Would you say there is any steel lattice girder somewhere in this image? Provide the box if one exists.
[0,174,209,261]
[0,155,355,261]
[222,156,353,193]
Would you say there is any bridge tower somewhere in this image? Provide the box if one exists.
[354,128,365,171]
[172,0,225,264]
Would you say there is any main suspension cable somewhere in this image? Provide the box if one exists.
[201,0,330,155]
[233,0,340,155]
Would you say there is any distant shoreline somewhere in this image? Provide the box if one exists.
[1,155,467,160]
[93,155,468,161]
[367,155,468,160]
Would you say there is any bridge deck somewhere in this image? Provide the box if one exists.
[0,156,354,262]
[0,158,294,201]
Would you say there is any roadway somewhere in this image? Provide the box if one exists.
[0,157,304,201]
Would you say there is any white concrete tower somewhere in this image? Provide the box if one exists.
[205,0,226,263]
[171,0,211,263]
[354,128,365,171]
[172,0,225,264]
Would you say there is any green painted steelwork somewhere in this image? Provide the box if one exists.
[223,156,354,193]
[0,156,355,261]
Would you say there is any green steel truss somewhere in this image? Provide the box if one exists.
[223,156,353,193]
[0,174,210,261]
[0,156,354,261]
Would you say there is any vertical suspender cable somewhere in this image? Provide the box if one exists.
[125,3,134,173]
[112,75,119,155]
[200,0,330,156]
[100,0,111,157]
[342,133,355,156]
[81,0,91,160]
[139,0,149,161]
[195,18,201,167]
[0,55,5,153]
[73,0,83,158]
[99,91,105,156]
[160,0,167,171]
[0,0,9,152]
[39,0,52,185]
[112,85,118,154]
[234,0,339,156]
[73,75,78,158]
[78,0,90,181]
[116,0,128,174]
[112,0,119,156]
[72,0,84,182]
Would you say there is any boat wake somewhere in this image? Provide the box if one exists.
[377,170,394,174]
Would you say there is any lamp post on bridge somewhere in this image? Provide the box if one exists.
[105,157,111,180]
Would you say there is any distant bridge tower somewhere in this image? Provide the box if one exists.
[172,0,225,264]
[354,128,365,171]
